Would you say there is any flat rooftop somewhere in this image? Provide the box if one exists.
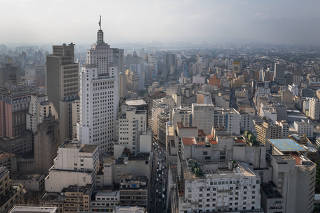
[125,99,146,106]
[9,206,57,213]
[269,139,305,152]
[80,145,97,153]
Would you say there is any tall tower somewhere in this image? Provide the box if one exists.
[78,17,122,154]
[46,43,79,141]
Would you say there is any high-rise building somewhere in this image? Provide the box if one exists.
[309,98,320,120]
[268,139,316,213]
[254,120,288,144]
[46,43,79,141]
[78,65,117,153]
[273,62,285,83]
[78,18,122,153]
[119,71,128,99]
[116,100,147,154]
[0,86,32,138]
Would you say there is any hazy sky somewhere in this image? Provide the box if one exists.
[1,0,320,46]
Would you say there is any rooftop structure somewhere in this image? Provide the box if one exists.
[268,139,305,152]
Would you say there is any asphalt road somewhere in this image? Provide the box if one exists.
[148,138,168,213]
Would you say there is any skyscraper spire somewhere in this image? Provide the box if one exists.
[97,15,104,44]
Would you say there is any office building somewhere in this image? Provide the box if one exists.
[78,65,117,153]
[46,43,79,141]
[78,18,122,153]
[254,120,288,144]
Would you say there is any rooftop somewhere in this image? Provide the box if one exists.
[269,139,305,152]
[80,145,98,153]
[183,160,256,180]
[60,141,97,153]
[125,99,146,106]
[9,206,57,213]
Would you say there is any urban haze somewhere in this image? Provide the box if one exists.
[0,1,320,213]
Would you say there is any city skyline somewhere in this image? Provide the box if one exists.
[1,0,320,46]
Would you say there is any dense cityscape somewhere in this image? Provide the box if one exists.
[1,1,320,212]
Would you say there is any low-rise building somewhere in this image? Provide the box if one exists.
[91,191,120,212]
[119,176,148,208]
[45,141,98,192]
[178,161,262,213]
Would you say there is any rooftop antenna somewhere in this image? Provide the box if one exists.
[99,15,102,30]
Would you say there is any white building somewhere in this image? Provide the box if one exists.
[293,120,313,138]
[78,65,117,153]
[78,19,121,153]
[259,104,277,122]
[309,98,320,120]
[179,161,261,213]
[26,94,58,133]
[114,206,145,213]
[117,102,147,154]
[45,141,98,192]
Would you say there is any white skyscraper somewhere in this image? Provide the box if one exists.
[78,65,117,153]
[78,17,122,153]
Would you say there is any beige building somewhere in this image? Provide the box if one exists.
[309,98,320,120]
[62,185,91,213]
[254,120,288,144]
